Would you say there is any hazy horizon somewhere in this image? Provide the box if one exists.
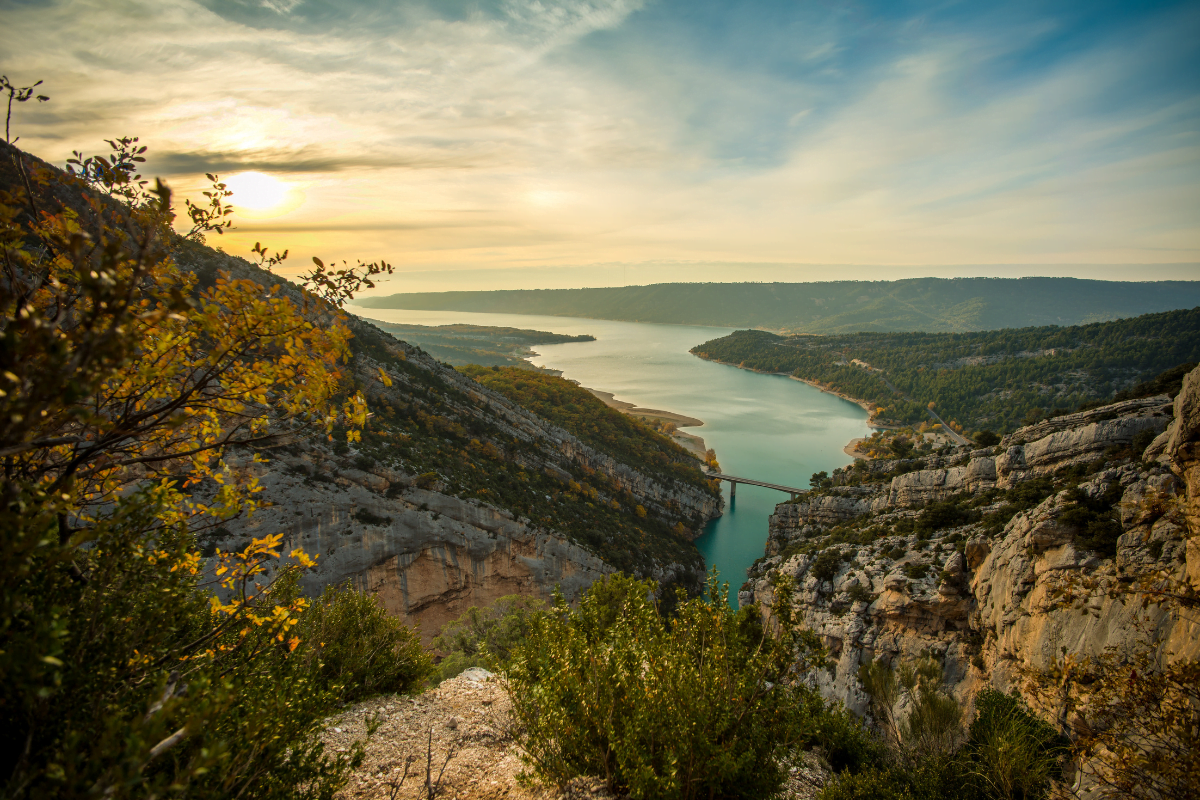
[350,263,1200,296]
[3,0,1198,293]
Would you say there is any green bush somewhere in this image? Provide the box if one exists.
[296,584,433,703]
[820,767,916,800]
[1061,484,1124,557]
[826,668,1067,800]
[966,690,1067,800]
[430,594,546,684]
[0,487,432,800]
[812,549,845,582]
[974,430,1001,448]
[505,572,831,800]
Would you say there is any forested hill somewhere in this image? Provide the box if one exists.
[691,307,1200,434]
[358,320,593,367]
[356,277,1200,334]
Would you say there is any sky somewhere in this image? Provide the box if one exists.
[2,0,1198,293]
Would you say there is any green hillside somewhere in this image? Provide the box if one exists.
[690,308,1200,433]
[363,320,593,367]
[356,278,1200,334]
[458,366,709,494]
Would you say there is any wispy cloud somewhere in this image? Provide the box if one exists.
[1,0,1196,288]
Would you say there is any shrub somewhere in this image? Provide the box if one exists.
[812,549,845,582]
[296,584,433,703]
[1132,427,1158,459]
[833,664,1069,800]
[430,595,546,684]
[0,491,430,799]
[505,572,829,799]
[847,582,874,604]
[819,767,916,800]
[916,499,978,534]
[903,563,930,581]
[974,430,1001,448]
[966,690,1067,800]
[1061,484,1123,557]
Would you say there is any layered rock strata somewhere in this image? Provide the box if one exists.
[744,385,1197,719]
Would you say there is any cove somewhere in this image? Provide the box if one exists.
[349,305,870,605]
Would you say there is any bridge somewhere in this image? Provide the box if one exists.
[706,472,808,499]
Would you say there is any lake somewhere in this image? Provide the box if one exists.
[349,305,869,604]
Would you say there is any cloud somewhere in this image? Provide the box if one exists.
[0,0,1196,283]
[150,145,485,175]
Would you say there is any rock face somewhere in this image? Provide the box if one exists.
[211,467,610,642]
[185,252,721,643]
[743,387,1194,718]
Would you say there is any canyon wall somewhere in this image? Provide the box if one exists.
[743,383,1196,717]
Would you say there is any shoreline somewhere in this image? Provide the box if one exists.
[585,388,706,428]
[585,388,710,461]
[693,354,889,458]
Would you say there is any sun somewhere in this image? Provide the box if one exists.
[225,171,290,211]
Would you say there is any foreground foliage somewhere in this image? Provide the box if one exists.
[1,90,427,798]
[430,594,546,684]
[504,572,872,800]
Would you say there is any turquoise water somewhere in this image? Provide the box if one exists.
[349,305,869,604]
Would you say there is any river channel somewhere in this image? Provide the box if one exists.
[349,306,870,605]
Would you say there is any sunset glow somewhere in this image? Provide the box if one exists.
[1,0,1195,291]
[224,171,290,212]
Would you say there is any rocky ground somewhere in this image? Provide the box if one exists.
[321,669,577,800]
[323,669,830,800]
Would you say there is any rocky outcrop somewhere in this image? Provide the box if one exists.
[209,465,609,642]
[887,457,998,507]
[995,396,1172,483]
[744,385,1196,718]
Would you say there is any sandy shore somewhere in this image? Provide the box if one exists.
[843,437,867,460]
[585,389,705,428]
[586,388,709,460]
[670,429,709,460]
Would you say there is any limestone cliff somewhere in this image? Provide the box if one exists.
[743,381,1196,718]
[177,245,722,642]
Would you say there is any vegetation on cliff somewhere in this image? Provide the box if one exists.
[458,365,715,493]
[691,311,1200,433]
[356,278,1200,334]
[331,330,712,577]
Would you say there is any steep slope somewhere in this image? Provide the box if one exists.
[742,375,1198,725]
[357,278,1200,334]
[174,242,723,639]
[0,140,722,642]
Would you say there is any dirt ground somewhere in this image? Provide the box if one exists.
[321,669,831,800]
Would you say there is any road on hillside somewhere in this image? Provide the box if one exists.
[874,372,971,447]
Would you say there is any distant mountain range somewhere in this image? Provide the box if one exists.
[357,278,1200,334]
